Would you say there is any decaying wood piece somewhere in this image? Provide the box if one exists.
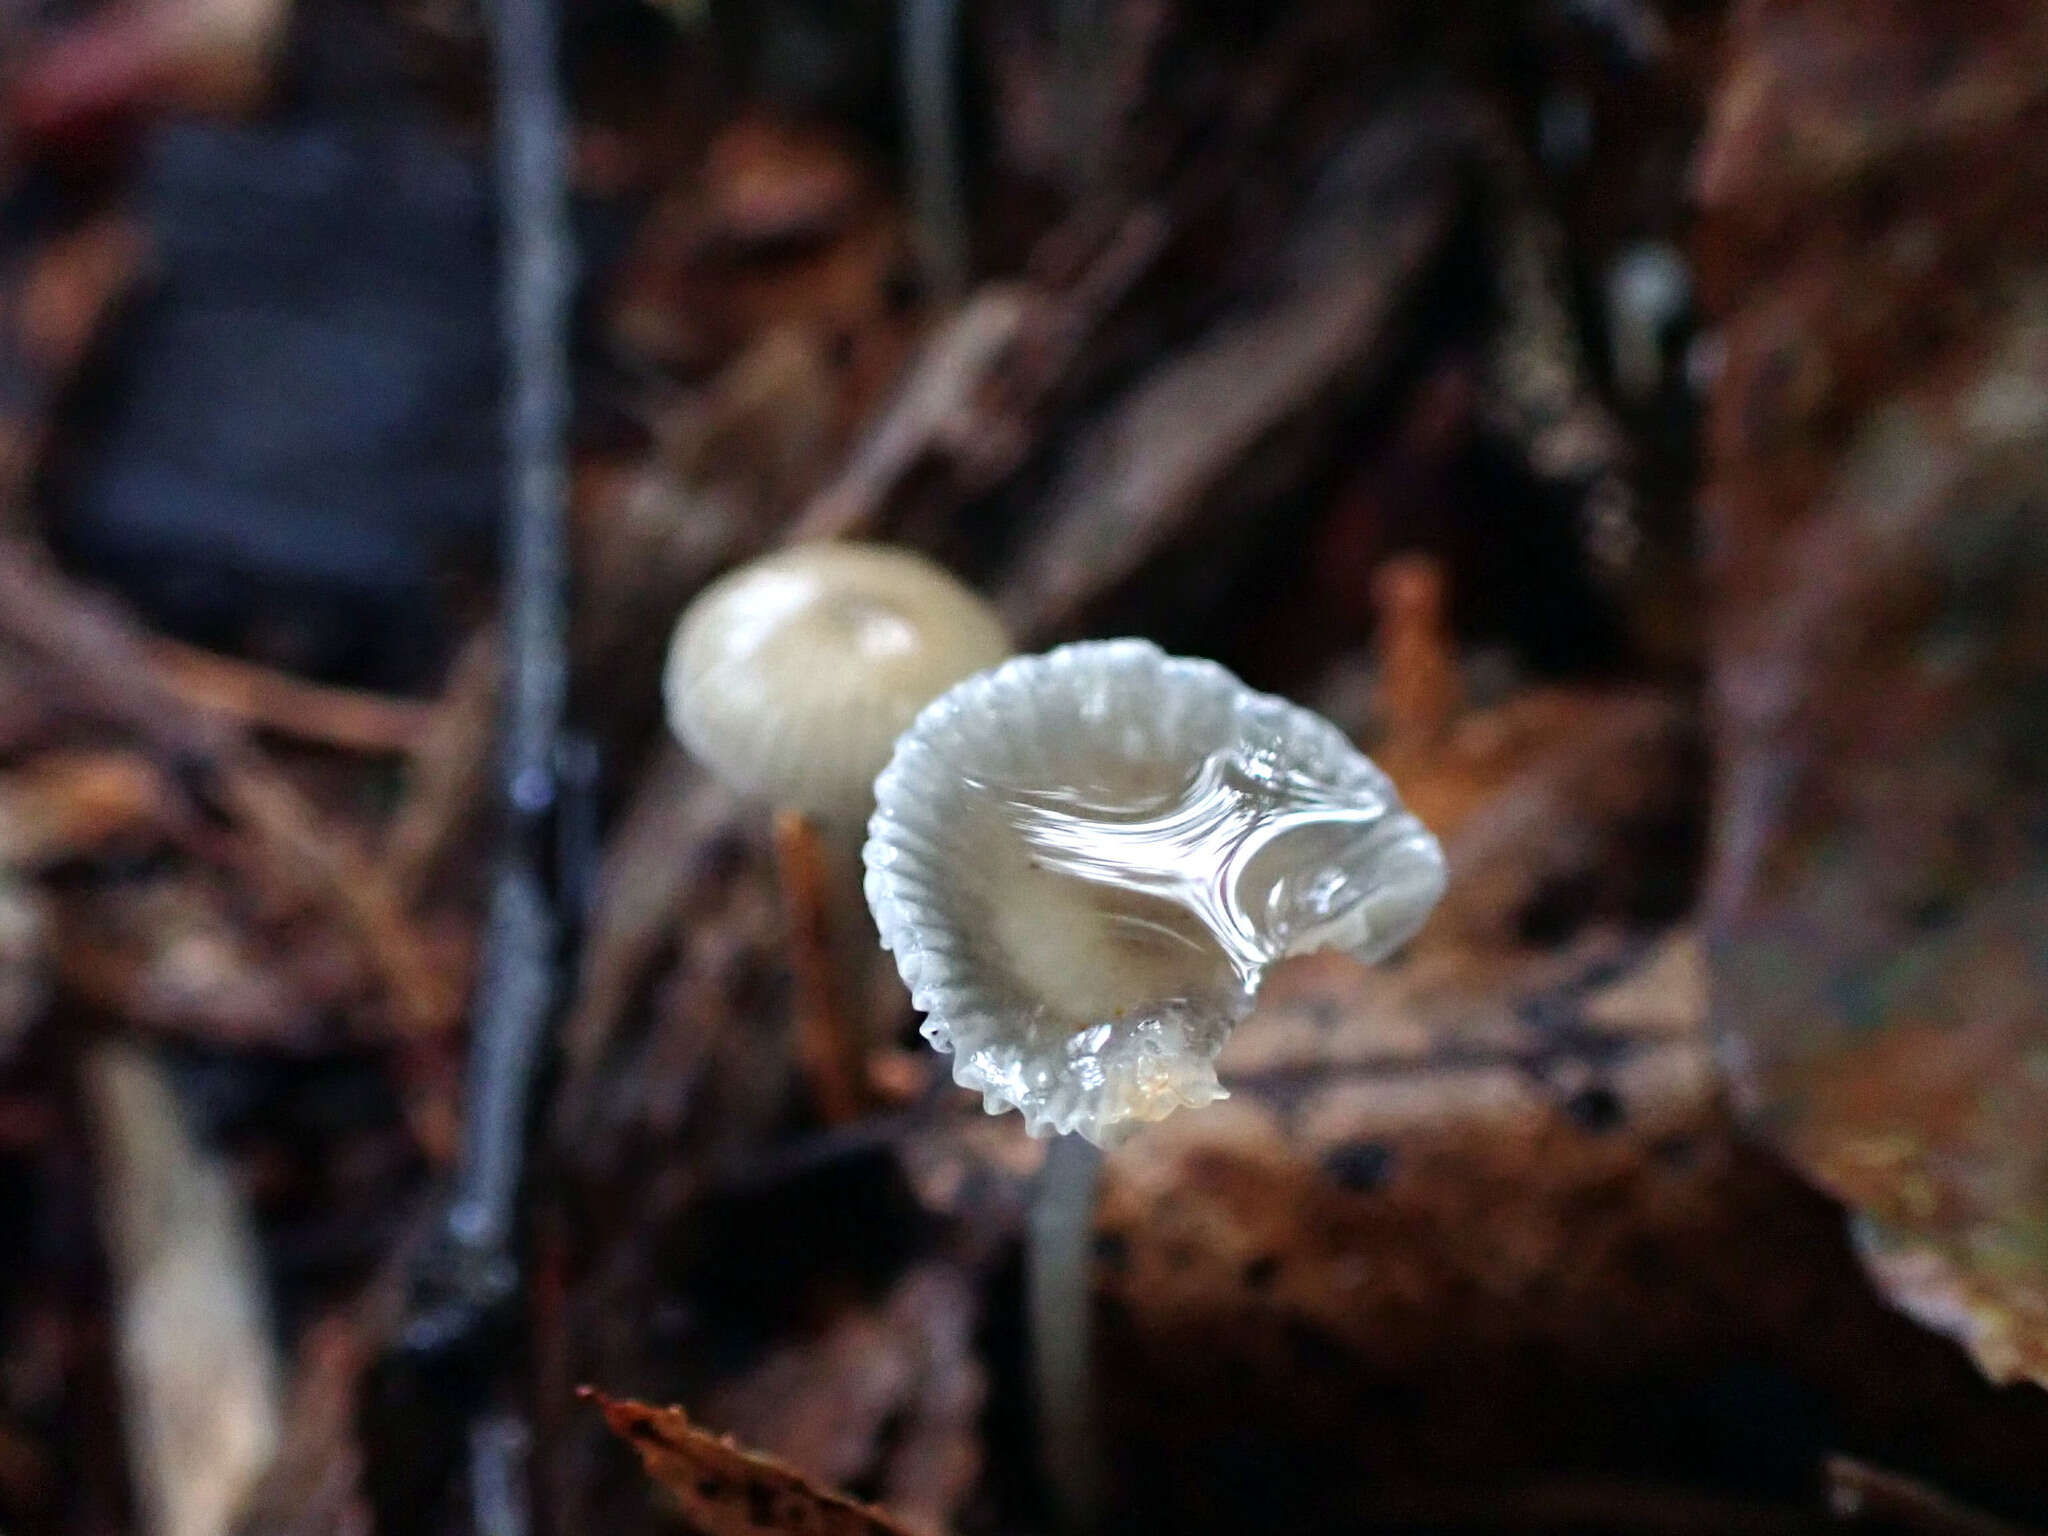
[591,1392,923,1536]
[1091,916,2048,1527]
[1366,554,1701,956]
[1697,0,2048,1389]
[85,1041,284,1536]
[788,198,1170,549]
[1413,688,1701,956]
[1072,590,2040,1523]
[0,538,458,1045]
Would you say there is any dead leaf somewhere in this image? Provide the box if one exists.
[1699,0,2048,1389]
[699,1266,983,1536]
[588,1391,922,1536]
[0,751,173,867]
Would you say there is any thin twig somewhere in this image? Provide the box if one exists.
[145,636,439,755]
[1827,1457,2041,1536]
[436,0,575,1268]
[0,538,460,1049]
[369,0,575,1520]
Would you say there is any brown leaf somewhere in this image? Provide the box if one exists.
[1699,0,2048,1389]
[698,1266,983,1536]
[587,1391,921,1536]
[0,751,173,868]
[50,873,329,1051]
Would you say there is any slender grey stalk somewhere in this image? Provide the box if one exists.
[469,1413,534,1536]
[441,0,575,1285]
[1028,1131,1106,1533]
[901,0,968,302]
[363,0,572,1523]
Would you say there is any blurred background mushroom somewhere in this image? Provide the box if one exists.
[665,540,1009,1118]
[664,541,1011,832]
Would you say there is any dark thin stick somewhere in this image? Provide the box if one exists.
[367,0,573,1520]
[430,0,575,1312]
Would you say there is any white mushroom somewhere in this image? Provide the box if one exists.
[664,542,1011,827]
[865,637,1446,1143]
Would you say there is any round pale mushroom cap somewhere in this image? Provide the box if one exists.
[665,543,1010,825]
[865,638,1446,1143]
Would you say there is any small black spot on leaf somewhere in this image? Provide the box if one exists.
[1565,1084,1625,1133]
[1321,1140,1395,1193]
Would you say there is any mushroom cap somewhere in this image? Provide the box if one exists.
[864,638,1446,1142]
[664,543,1010,824]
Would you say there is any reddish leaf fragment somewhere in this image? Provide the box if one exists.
[587,1391,922,1536]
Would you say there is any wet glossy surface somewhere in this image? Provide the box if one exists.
[865,639,1445,1141]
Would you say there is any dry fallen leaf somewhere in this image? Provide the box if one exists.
[588,1391,923,1536]
[1698,0,2048,1388]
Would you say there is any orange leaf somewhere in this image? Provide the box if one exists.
[585,1390,921,1536]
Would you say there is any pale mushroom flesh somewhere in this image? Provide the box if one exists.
[865,638,1447,1142]
[664,543,1011,826]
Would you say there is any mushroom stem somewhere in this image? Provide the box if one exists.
[772,808,869,1125]
[901,0,968,303]
[1372,552,1460,759]
[1028,1130,1106,1533]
